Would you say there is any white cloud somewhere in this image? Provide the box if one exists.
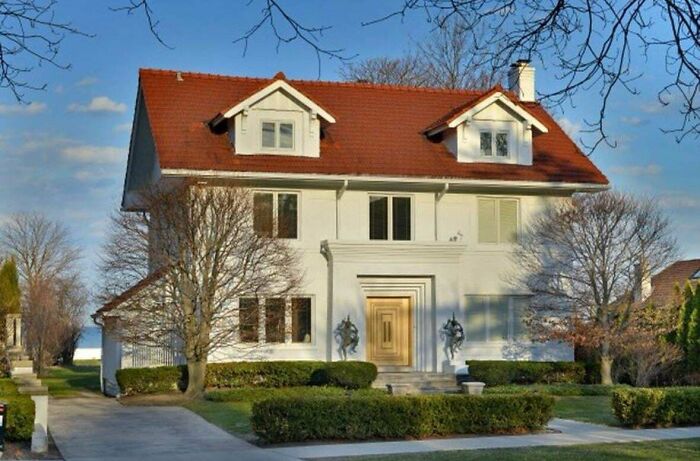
[114,122,132,132]
[68,96,126,113]
[609,164,662,176]
[0,102,47,116]
[620,116,647,126]
[75,76,99,87]
[556,117,582,138]
[658,192,700,210]
[61,145,124,163]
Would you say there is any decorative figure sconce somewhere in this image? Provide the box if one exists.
[335,316,359,361]
[441,312,465,360]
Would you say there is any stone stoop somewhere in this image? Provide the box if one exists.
[373,372,460,394]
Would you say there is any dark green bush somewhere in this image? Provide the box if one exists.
[0,379,36,441]
[251,393,554,443]
[310,362,378,389]
[612,387,700,427]
[467,361,585,386]
[485,383,630,396]
[116,366,186,396]
[207,361,326,388]
[116,361,377,395]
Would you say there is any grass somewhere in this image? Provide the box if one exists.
[554,395,617,425]
[43,359,101,397]
[185,400,255,438]
[322,438,700,461]
[485,384,619,426]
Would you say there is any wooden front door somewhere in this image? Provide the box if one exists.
[366,297,412,368]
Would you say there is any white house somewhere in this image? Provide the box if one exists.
[94,62,608,395]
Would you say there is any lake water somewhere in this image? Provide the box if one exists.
[78,325,101,349]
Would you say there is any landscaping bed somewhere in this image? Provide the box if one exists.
[0,379,36,441]
[251,393,554,443]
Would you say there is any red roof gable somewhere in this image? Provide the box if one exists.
[137,68,608,185]
[651,259,700,306]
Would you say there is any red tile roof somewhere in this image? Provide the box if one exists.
[137,68,608,185]
[651,259,700,306]
[92,268,166,319]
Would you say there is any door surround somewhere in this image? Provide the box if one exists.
[358,276,435,372]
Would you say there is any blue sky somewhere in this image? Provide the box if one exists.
[1,1,698,311]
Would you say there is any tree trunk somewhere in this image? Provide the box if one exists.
[184,358,207,399]
[600,341,613,385]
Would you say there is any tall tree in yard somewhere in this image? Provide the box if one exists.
[98,185,302,398]
[676,282,696,358]
[0,258,21,315]
[686,288,700,373]
[0,213,86,373]
[514,191,677,385]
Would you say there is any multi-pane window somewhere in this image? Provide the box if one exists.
[464,295,530,342]
[480,131,509,157]
[292,298,312,343]
[369,195,411,241]
[477,198,519,244]
[253,192,298,238]
[261,121,294,149]
[238,296,313,344]
[239,298,260,343]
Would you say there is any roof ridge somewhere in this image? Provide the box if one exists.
[138,67,488,95]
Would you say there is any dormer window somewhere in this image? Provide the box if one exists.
[480,131,509,158]
[261,121,294,150]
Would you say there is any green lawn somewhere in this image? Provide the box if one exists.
[43,360,101,397]
[322,438,700,461]
[554,395,617,426]
[185,400,254,438]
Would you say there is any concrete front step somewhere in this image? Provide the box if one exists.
[373,372,460,393]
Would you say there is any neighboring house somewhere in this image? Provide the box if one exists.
[649,259,700,307]
[94,61,608,395]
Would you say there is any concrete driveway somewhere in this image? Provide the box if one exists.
[49,396,299,461]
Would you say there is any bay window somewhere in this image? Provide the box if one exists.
[464,295,530,342]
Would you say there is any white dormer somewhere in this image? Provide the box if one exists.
[214,73,335,158]
[425,63,548,166]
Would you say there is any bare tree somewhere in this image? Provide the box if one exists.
[0,213,87,373]
[98,185,302,398]
[0,213,81,287]
[341,19,499,89]
[341,56,428,86]
[514,191,677,384]
[0,0,87,101]
[221,0,699,148]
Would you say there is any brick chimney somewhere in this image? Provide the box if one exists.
[508,60,535,102]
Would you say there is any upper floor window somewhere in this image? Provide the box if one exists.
[369,195,411,241]
[464,295,530,342]
[478,197,519,244]
[480,131,509,157]
[253,191,298,239]
[261,121,294,150]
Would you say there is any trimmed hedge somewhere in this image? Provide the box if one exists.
[486,384,629,396]
[0,379,36,441]
[116,361,378,395]
[205,386,385,403]
[116,366,186,395]
[612,387,700,427]
[251,393,555,443]
[467,361,585,386]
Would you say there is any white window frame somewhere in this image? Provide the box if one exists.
[368,194,414,241]
[477,196,520,245]
[253,190,300,240]
[236,295,316,346]
[479,129,511,158]
[260,120,295,151]
[464,295,531,343]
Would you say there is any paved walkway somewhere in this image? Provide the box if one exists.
[49,396,299,461]
[269,419,700,459]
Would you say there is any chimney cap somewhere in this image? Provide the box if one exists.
[512,59,531,67]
